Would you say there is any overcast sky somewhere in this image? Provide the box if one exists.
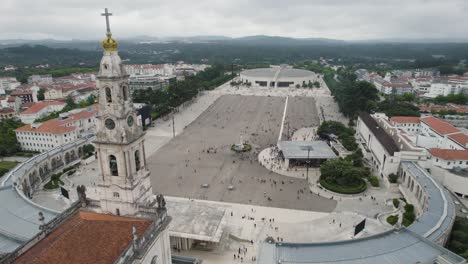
[2,0,468,40]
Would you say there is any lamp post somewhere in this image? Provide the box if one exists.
[300,145,314,181]
[168,106,176,138]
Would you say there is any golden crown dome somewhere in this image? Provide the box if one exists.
[101,34,118,52]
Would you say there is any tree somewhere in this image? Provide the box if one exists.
[65,95,76,109]
[86,94,96,105]
[37,88,45,101]
[0,120,24,157]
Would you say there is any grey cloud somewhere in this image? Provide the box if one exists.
[0,0,467,40]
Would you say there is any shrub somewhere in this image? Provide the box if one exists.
[386,215,398,226]
[0,167,9,177]
[388,173,398,183]
[404,204,414,212]
[368,176,380,187]
[402,203,416,227]
[320,179,367,194]
[392,198,400,208]
[448,217,468,259]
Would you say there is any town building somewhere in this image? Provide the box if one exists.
[0,95,21,113]
[43,82,96,101]
[389,116,420,135]
[16,105,98,152]
[10,88,38,104]
[0,77,21,93]
[27,74,53,84]
[419,116,467,150]
[424,82,464,98]
[19,101,66,124]
[128,75,169,91]
[0,108,15,120]
[240,65,317,88]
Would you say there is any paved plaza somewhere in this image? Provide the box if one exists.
[148,95,336,212]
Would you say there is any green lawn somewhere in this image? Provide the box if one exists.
[0,161,18,177]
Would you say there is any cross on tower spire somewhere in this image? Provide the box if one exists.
[101,8,113,36]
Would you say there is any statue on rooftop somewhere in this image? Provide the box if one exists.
[156,194,166,209]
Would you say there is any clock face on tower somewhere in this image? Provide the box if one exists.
[127,116,134,127]
[105,118,116,130]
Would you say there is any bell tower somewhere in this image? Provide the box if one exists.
[95,8,154,216]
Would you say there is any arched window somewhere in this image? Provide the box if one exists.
[105,87,112,103]
[113,192,120,198]
[122,85,128,101]
[135,150,141,171]
[109,155,118,176]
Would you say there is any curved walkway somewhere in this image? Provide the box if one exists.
[0,136,93,254]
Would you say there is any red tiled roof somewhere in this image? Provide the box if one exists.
[429,148,468,161]
[448,133,468,147]
[420,116,460,135]
[10,90,33,96]
[0,108,15,113]
[20,101,65,115]
[16,105,98,134]
[390,116,420,124]
[21,102,34,108]
[13,211,153,264]
[7,96,18,102]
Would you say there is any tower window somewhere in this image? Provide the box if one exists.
[122,85,128,101]
[109,155,118,176]
[135,150,141,171]
[113,192,120,198]
[105,87,112,103]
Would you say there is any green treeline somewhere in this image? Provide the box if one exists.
[324,69,379,119]
[133,64,233,118]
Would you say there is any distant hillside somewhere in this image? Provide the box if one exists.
[0,45,100,67]
[229,35,345,46]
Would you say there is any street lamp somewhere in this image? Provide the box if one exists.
[300,145,314,181]
[168,106,176,138]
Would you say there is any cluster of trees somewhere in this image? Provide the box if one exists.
[434,93,468,105]
[324,70,379,119]
[133,64,233,118]
[319,158,369,194]
[0,119,24,157]
[447,217,468,260]
[34,95,96,123]
[377,99,421,117]
[438,65,468,75]
[317,121,358,151]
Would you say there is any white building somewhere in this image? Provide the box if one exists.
[356,113,402,179]
[427,149,468,199]
[424,82,463,98]
[128,75,169,91]
[356,113,429,185]
[0,77,20,94]
[418,116,466,150]
[19,101,66,124]
[240,65,317,88]
[27,74,53,84]
[389,116,420,135]
[16,105,98,152]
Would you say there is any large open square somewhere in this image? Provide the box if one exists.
[148,94,336,212]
